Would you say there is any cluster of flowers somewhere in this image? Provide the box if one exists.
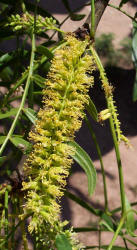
[21,35,95,248]
[6,13,58,34]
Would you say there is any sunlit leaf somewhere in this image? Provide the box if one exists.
[0,136,6,145]
[68,141,96,196]
[125,196,135,236]
[10,136,32,153]
[36,45,53,59]
[55,233,72,250]
[86,97,98,121]
[33,74,45,88]
[0,108,18,119]
[100,213,115,232]
[23,108,37,124]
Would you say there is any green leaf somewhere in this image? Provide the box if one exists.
[68,141,96,196]
[100,213,115,232]
[132,21,137,101]
[86,97,98,121]
[0,108,18,119]
[10,136,32,153]
[125,196,135,236]
[0,136,6,145]
[23,108,37,124]
[61,0,71,12]
[0,156,6,166]
[70,13,86,21]
[33,74,45,88]
[119,0,129,8]
[65,190,101,216]
[55,233,72,250]
[36,45,53,59]
[101,246,127,250]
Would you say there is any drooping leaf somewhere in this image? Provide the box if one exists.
[33,74,46,88]
[70,13,86,21]
[61,0,71,12]
[125,196,135,236]
[132,21,137,101]
[65,190,101,216]
[23,108,37,124]
[68,141,96,196]
[10,136,32,153]
[55,233,72,250]
[36,45,53,59]
[86,97,98,121]
[119,0,129,8]
[0,108,18,119]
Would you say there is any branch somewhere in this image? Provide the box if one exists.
[85,0,111,31]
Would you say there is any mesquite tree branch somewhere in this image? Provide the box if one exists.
[85,0,111,32]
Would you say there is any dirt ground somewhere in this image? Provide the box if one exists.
[43,0,137,248]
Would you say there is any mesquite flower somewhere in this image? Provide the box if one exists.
[22,35,95,248]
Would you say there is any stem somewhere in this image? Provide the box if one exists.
[111,201,137,214]
[0,214,32,248]
[108,4,137,23]
[108,114,126,215]
[90,46,126,216]
[0,33,36,156]
[123,238,129,249]
[19,197,29,250]
[65,191,101,216]
[4,189,9,249]
[85,115,108,212]
[107,216,125,250]
[90,0,95,39]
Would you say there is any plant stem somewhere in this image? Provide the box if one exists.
[108,114,126,215]
[0,32,35,156]
[107,216,125,250]
[85,115,108,213]
[111,201,137,214]
[90,46,126,216]
[90,46,126,248]
[65,191,101,216]
[108,4,137,23]
[90,0,95,39]
[4,189,9,249]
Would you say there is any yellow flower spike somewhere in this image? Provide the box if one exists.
[21,35,95,248]
[98,109,111,123]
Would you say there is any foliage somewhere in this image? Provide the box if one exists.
[95,33,132,67]
[0,0,137,250]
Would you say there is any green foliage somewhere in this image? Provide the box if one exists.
[68,141,97,196]
[95,33,132,67]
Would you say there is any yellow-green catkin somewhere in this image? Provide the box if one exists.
[100,71,130,146]
[21,35,95,248]
[90,45,130,146]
